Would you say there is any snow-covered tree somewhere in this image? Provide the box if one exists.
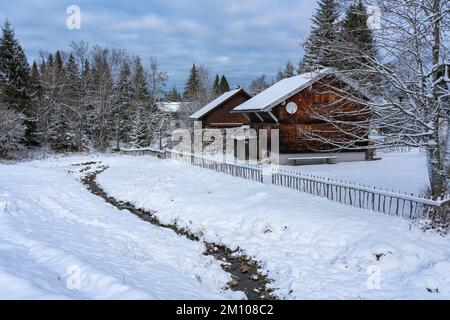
[0,90,25,157]
[130,106,149,148]
[165,85,181,102]
[276,61,296,82]
[249,74,270,95]
[303,0,450,205]
[339,0,377,72]
[0,20,35,145]
[112,61,133,149]
[184,63,201,101]
[90,46,114,151]
[299,0,341,72]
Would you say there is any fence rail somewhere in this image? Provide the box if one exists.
[272,169,450,219]
[121,148,449,220]
[165,149,263,182]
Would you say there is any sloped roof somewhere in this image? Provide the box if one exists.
[189,88,250,120]
[233,69,331,113]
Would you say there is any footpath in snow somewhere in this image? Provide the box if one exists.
[0,157,244,299]
[96,154,450,299]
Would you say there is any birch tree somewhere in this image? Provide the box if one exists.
[303,0,450,201]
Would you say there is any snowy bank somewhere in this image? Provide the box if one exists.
[0,158,243,299]
[97,155,450,299]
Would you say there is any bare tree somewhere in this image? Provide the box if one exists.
[249,74,270,95]
[303,0,450,201]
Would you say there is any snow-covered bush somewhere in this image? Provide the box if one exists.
[0,100,25,157]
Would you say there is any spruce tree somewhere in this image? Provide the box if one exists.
[55,51,63,70]
[130,57,150,145]
[219,75,230,93]
[165,85,181,102]
[276,61,296,82]
[29,62,42,101]
[130,106,149,148]
[340,0,377,70]
[113,61,133,148]
[212,74,221,97]
[0,20,35,144]
[284,61,296,78]
[183,63,201,101]
[299,0,341,72]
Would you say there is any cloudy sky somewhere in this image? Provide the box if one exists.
[0,0,317,90]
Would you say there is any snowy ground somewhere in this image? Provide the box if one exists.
[96,154,450,300]
[0,156,243,300]
[1,152,449,300]
[283,149,429,195]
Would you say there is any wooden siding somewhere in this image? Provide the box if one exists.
[248,76,369,154]
[202,92,251,128]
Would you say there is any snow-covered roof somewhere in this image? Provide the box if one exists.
[157,102,185,113]
[233,69,331,113]
[189,88,250,120]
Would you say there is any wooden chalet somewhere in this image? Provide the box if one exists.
[189,87,252,128]
[232,69,371,165]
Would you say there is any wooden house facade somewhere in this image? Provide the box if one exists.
[232,70,371,165]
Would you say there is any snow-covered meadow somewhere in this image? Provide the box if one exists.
[0,156,243,300]
[96,154,450,299]
[283,149,429,195]
[0,151,449,300]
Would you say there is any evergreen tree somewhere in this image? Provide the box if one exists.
[113,61,133,148]
[299,0,341,72]
[54,50,63,74]
[0,20,35,144]
[65,54,80,96]
[132,57,149,102]
[340,0,377,70]
[130,106,149,148]
[130,57,150,145]
[29,61,42,101]
[212,74,221,97]
[183,63,201,101]
[276,61,296,82]
[165,85,181,101]
[219,75,230,93]
[284,61,296,78]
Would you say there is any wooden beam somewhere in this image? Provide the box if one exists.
[267,111,279,124]
[254,113,264,122]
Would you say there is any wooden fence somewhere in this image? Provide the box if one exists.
[165,149,263,183]
[272,169,450,219]
[121,148,449,220]
[120,147,167,158]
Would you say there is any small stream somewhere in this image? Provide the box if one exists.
[78,163,276,300]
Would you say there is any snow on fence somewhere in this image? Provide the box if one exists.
[272,169,450,219]
[165,149,263,183]
[121,148,449,220]
[120,147,167,158]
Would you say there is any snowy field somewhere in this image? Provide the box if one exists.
[0,156,243,300]
[283,149,429,195]
[1,153,449,300]
[97,154,450,299]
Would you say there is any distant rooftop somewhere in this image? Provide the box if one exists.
[189,88,250,120]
